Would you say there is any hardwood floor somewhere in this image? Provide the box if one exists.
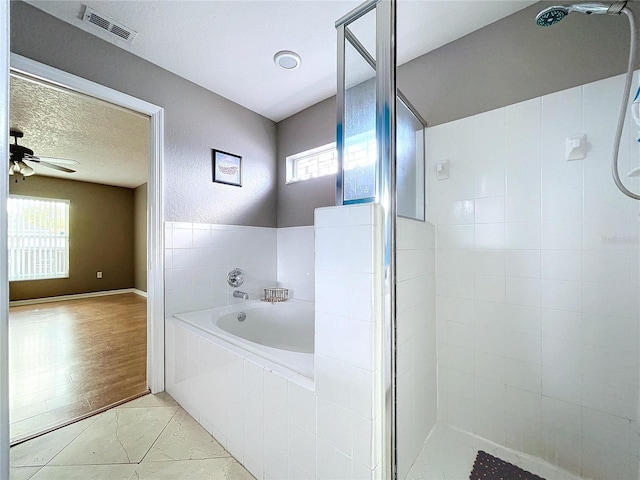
[9,293,148,443]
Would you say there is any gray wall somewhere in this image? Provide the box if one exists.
[277,97,336,227]
[397,1,640,127]
[10,1,277,227]
[134,183,147,293]
[276,0,640,226]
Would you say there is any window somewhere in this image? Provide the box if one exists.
[285,133,377,184]
[286,142,338,184]
[8,196,70,281]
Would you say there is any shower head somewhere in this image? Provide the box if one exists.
[535,2,627,27]
[536,6,570,26]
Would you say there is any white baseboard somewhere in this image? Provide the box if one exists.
[10,288,147,306]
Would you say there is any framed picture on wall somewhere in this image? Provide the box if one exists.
[212,149,242,187]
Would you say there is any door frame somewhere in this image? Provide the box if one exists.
[1,3,10,478]
[0,52,165,474]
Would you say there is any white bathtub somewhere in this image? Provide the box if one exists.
[173,300,314,379]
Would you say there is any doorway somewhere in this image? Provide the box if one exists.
[4,54,164,444]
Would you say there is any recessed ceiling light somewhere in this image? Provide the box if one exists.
[274,51,301,70]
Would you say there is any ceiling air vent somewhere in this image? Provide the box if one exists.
[82,6,138,46]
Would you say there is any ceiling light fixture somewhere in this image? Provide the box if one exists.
[8,129,78,183]
[274,50,301,70]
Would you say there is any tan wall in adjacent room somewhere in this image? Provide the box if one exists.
[9,176,135,301]
[134,183,147,293]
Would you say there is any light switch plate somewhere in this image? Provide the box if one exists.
[566,134,586,161]
[436,160,450,180]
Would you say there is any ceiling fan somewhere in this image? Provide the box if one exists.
[9,129,78,182]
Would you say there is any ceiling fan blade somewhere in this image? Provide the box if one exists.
[35,160,76,173]
[36,156,80,166]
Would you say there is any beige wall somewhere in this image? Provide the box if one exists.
[133,183,147,293]
[9,176,135,301]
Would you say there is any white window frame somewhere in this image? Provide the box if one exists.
[286,141,338,184]
[286,131,377,185]
[7,195,70,282]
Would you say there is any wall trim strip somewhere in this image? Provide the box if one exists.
[9,288,147,306]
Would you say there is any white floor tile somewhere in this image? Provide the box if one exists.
[10,416,97,467]
[29,464,136,480]
[143,408,228,462]
[9,466,41,480]
[118,392,178,409]
[133,458,254,479]
[48,406,178,465]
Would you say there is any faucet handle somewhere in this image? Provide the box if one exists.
[227,268,244,287]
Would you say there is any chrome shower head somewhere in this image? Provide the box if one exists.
[535,2,627,27]
[536,6,570,26]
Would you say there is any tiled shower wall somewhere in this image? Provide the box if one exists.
[428,73,640,479]
[396,218,437,480]
[164,223,315,316]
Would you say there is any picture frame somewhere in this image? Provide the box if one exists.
[212,149,242,187]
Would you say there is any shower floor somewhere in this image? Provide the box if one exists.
[406,423,582,480]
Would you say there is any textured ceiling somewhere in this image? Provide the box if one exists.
[10,75,148,188]
[25,1,534,122]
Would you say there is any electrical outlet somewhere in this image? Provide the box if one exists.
[97,271,103,279]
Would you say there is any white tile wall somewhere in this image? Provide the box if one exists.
[314,204,384,479]
[164,222,277,315]
[165,204,385,480]
[396,218,437,480]
[277,226,315,302]
[165,222,316,315]
[427,72,640,479]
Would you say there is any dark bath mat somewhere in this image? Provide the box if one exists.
[469,450,546,480]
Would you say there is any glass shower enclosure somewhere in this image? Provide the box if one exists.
[336,1,640,479]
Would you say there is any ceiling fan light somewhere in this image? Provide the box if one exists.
[8,164,14,175]
[17,160,35,176]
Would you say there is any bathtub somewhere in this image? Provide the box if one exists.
[173,299,314,379]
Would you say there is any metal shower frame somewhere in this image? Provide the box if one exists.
[336,1,397,477]
[335,1,427,477]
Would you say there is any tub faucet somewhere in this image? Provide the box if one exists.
[233,290,249,300]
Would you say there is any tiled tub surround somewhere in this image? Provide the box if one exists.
[164,222,315,316]
[164,223,277,316]
[277,226,315,303]
[396,218,437,480]
[166,204,385,480]
[428,72,640,478]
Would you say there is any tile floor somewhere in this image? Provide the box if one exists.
[10,392,254,480]
[406,423,582,480]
